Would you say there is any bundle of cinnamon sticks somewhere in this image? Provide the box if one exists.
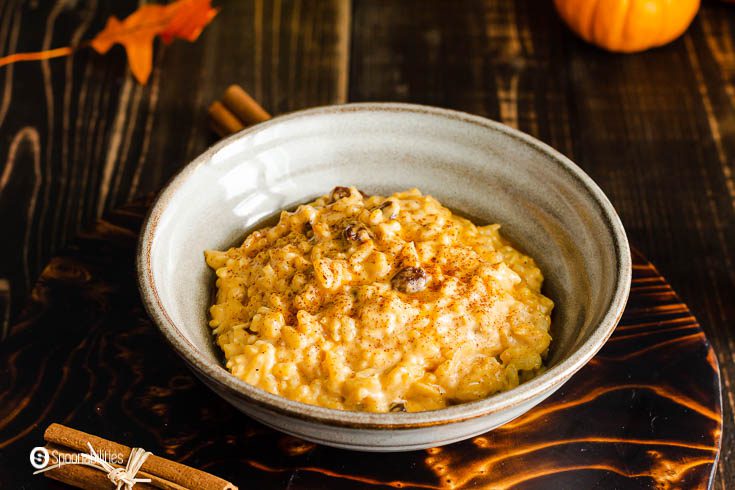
[208,85,271,137]
[39,424,237,490]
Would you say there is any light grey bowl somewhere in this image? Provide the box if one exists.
[137,103,631,452]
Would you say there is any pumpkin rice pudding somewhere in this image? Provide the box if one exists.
[205,187,553,413]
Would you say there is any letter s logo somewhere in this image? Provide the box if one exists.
[30,447,49,470]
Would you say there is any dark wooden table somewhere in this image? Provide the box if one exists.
[0,0,733,488]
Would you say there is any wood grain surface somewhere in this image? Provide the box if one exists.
[0,200,722,489]
[0,0,733,487]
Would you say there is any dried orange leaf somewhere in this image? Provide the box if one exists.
[90,0,218,84]
[89,7,167,54]
[0,0,218,84]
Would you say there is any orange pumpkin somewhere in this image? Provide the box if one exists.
[554,0,701,53]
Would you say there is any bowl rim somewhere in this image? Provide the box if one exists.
[137,102,631,429]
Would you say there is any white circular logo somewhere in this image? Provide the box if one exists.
[30,447,49,470]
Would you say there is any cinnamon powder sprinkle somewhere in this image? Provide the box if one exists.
[205,187,553,412]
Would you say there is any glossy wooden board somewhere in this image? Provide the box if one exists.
[0,201,722,489]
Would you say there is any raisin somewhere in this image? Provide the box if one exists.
[391,266,428,293]
[343,223,371,242]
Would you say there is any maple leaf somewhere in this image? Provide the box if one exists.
[0,0,219,85]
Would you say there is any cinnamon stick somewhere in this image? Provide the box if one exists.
[43,424,237,490]
[42,444,161,490]
[208,101,244,137]
[221,84,271,125]
[208,84,272,137]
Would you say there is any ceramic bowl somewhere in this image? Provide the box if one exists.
[137,103,631,451]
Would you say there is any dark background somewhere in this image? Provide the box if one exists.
[0,0,732,487]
